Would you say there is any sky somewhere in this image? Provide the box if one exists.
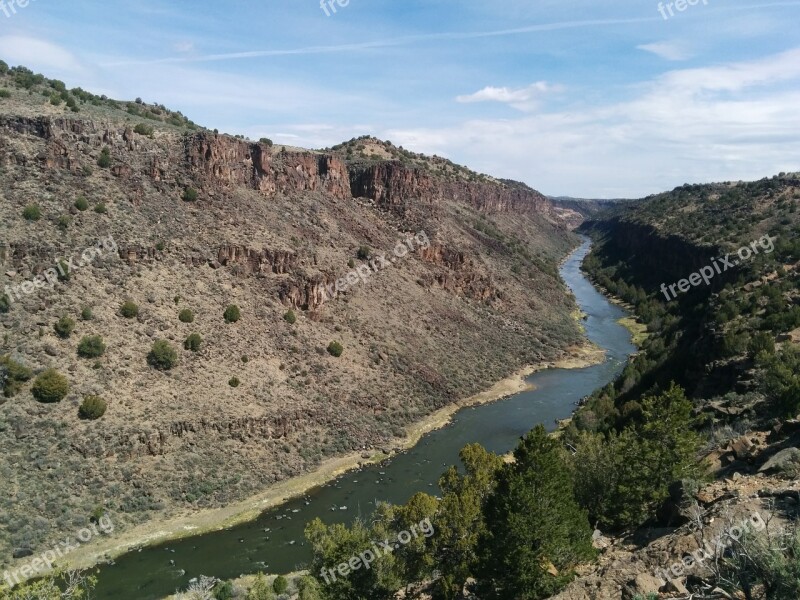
[1,0,799,198]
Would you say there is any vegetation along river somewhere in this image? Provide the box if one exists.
[94,238,636,599]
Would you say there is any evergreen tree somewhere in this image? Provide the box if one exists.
[476,425,596,600]
[433,443,503,599]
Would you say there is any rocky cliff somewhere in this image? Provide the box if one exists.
[0,74,579,570]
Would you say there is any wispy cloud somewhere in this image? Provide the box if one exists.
[100,16,659,67]
[638,41,693,61]
[385,47,800,197]
[456,82,564,111]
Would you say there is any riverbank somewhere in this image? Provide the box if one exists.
[53,339,605,576]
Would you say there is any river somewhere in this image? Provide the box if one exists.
[93,239,635,599]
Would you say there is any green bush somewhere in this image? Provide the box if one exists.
[327,341,344,357]
[284,309,297,325]
[81,306,93,320]
[120,300,139,318]
[229,377,240,388]
[32,369,69,403]
[224,305,241,323]
[134,123,154,136]
[179,309,195,323]
[0,293,10,314]
[148,340,178,370]
[74,196,89,211]
[77,335,106,358]
[357,245,371,260]
[260,138,274,147]
[182,187,199,202]
[79,395,107,420]
[54,316,76,339]
[57,215,71,230]
[272,575,288,594]
[0,89,11,99]
[213,580,235,600]
[94,202,107,214]
[0,354,33,397]
[22,204,41,221]
[97,147,111,168]
[184,333,203,352]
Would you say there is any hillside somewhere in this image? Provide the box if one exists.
[554,174,800,598]
[0,63,582,568]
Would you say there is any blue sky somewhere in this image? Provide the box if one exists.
[1,0,799,197]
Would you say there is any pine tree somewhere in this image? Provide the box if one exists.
[433,443,503,599]
[476,425,596,599]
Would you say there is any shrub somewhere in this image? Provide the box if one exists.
[327,341,344,357]
[0,354,33,397]
[94,202,107,214]
[0,293,10,314]
[148,340,178,370]
[77,335,106,358]
[273,575,288,595]
[229,377,240,388]
[57,215,71,230]
[54,316,76,339]
[134,123,154,136]
[224,305,241,323]
[182,187,199,202]
[0,89,10,99]
[120,300,139,318]
[74,196,89,211]
[97,147,111,168]
[81,306,93,320]
[32,369,69,403]
[284,309,297,325]
[184,333,203,352]
[213,580,235,600]
[79,395,107,420]
[357,245,371,260]
[260,137,274,147]
[22,204,41,221]
[179,309,195,323]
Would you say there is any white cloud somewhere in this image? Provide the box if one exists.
[385,47,800,197]
[456,82,564,111]
[637,41,692,61]
[0,36,86,75]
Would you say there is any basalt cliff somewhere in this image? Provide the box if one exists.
[0,71,580,565]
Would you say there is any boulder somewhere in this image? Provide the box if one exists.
[759,447,800,474]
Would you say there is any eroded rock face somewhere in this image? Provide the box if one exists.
[349,162,553,214]
[216,245,297,275]
[419,243,498,301]
[279,274,337,311]
[186,134,351,198]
